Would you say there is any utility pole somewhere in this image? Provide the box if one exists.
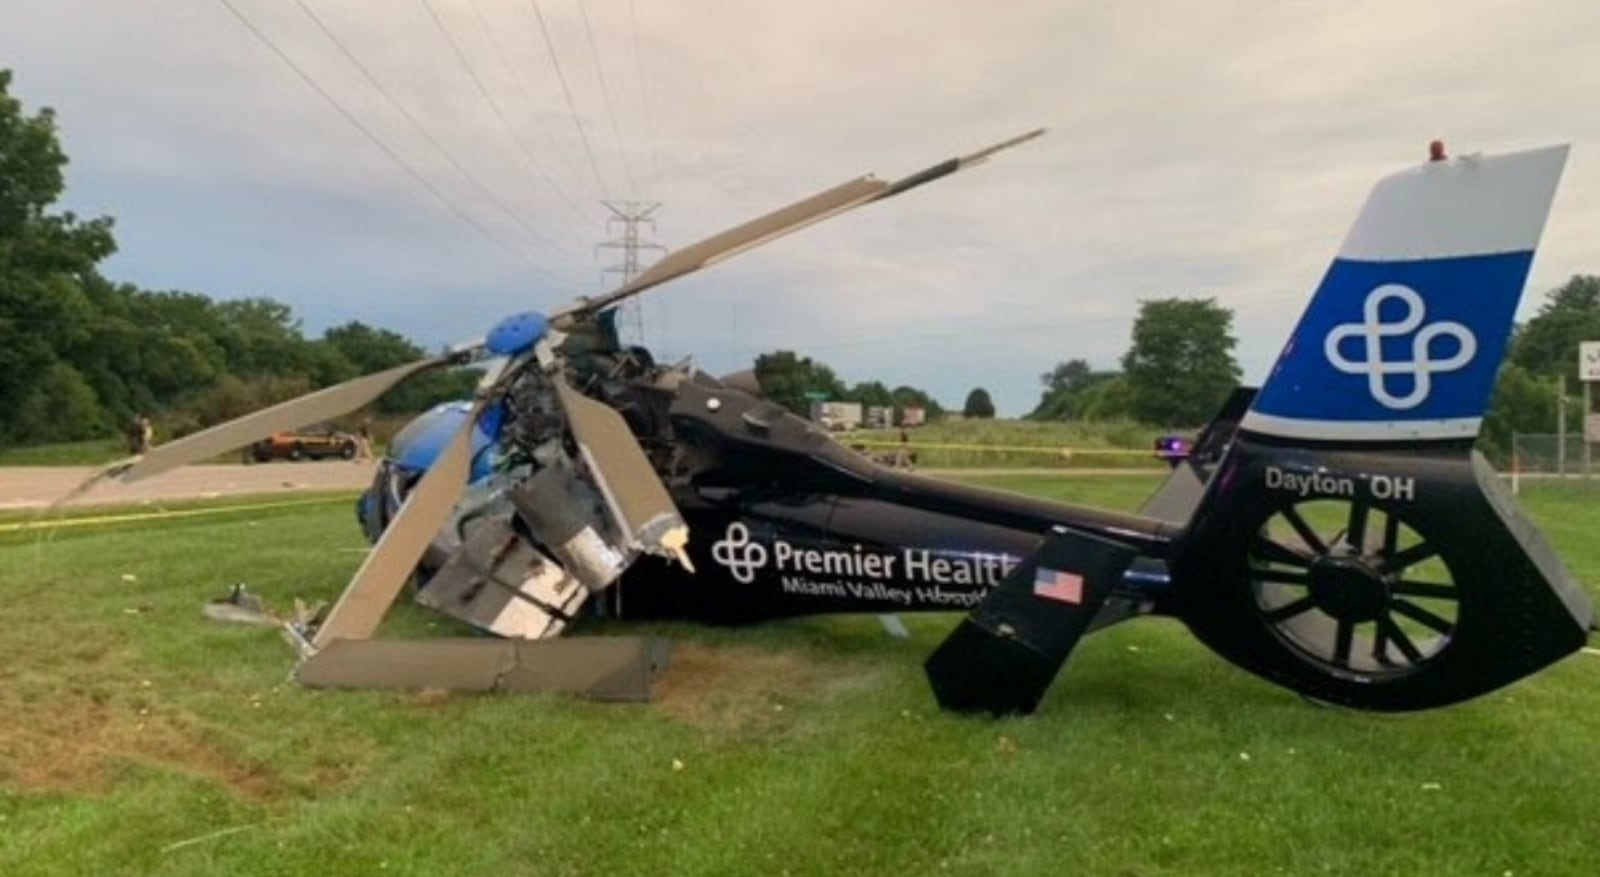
[596,200,665,347]
[1558,374,1568,477]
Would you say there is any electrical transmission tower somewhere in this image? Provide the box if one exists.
[597,200,665,346]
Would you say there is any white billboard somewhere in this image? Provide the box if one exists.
[1581,341,1600,382]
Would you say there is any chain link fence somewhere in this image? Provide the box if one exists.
[1509,433,1600,493]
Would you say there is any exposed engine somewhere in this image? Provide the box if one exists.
[359,327,696,640]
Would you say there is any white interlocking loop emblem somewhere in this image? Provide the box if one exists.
[1323,284,1477,410]
[710,522,769,584]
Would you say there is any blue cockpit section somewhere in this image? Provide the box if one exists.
[390,400,505,482]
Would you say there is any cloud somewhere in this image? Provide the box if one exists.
[5,0,1599,415]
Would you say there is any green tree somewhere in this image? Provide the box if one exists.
[0,69,117,443]
[1029,358,1122,420]
[1480,362,1560,463]
[1120,297,1240,426]
[1042,359,1094,395]
[962,387,996,419]
[753,350,846,416]
[323,321,421,373]
[843,380,895,409]
[1509,275,1600,383]
[322,320,469,414]
[1076,375,1135,421]
[890,385,945,420]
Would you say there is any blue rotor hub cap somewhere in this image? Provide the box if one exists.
[485,310,550,357]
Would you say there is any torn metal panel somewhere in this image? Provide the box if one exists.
[552,377,690,567]
[414,515,585,639]
[296,637,671,701]
[508,467,628,593]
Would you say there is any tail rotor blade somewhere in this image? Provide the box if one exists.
[117,355,454,484]
[311,401,481,648]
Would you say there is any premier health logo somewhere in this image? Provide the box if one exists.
[710,522,769,584]
[1323,284,1477,410]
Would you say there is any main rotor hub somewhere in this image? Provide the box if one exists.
[1306,556,1390,623]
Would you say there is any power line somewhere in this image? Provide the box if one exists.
[292,0,583,274]
[463,0,602,205]
[417,0,599,230]
[626,0,659,187]
[211,0,539,269]
[576,0,639,196]
[521,0,612,198]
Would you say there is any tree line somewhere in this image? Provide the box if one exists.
[0,69,473,447]
[751,350,946,420]
[1024,275,1600,465]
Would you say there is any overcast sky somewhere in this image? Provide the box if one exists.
[4,0,1598,415]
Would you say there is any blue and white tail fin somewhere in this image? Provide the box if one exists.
[1241,146,1568,443]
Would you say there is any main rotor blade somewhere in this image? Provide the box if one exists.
[551,128,1045,326]
[311,401,480,648]
[552,376,690,569]
[116,355,453,483]
[553,177,885,324]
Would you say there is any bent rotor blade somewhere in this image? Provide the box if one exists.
[311,401,480,648]
[552,377,691,570]
[116,355,454,484]
[47,455,143,512]
[552,128,1045,325]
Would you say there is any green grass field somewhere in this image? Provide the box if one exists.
[841,420,1168,470]
[0,439,129,466]
[1,475,1596,876]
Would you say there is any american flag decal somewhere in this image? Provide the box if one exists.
[1033,567,1084,605]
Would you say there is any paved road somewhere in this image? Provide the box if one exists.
[0,461,379,510]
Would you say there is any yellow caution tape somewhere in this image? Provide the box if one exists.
[0,495,353,534]
[836,438,1154,456]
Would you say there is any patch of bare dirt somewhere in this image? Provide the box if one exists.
[404,687,454,709]
[653,642,863,735]
[0,687,286,800]
[0,639,306,800]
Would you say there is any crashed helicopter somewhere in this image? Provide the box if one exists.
[97,133,1595,715]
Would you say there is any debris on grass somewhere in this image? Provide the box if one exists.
[159,818,278,854]
[202,584,279,626]
[406,688,452,708]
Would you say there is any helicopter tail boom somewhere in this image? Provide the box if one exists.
[928,144,1595,715]
[1171,144,1593,710]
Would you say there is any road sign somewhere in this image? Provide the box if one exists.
[1580,341,1600,382]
